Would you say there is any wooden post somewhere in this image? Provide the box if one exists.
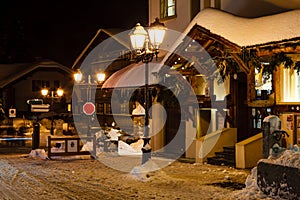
[92,135,97,159]
[48,136,51,159]
[247,64,256,104]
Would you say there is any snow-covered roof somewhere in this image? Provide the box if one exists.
[71,28,129,69]
[186,8,300,47]
[161,8,300,65]
[0,60,72,88]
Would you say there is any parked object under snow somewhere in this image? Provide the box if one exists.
[257,149,300,199]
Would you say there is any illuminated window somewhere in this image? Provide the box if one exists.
[160,0,176,19]
[201,0,221,10]
[281,68,300,102]
[255,66,272,100]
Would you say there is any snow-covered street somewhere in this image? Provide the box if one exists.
[0,147,278,200]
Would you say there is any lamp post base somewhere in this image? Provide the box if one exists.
[141,137,152,164]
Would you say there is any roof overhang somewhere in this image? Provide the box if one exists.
[102,63,162,89]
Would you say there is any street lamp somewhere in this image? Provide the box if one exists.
[41,87,64,135]
[129,17,167,164]
[73,70,106,137]
[73,71,106,101]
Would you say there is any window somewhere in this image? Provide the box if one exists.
[32,80,50,92]
[54,80,61,90]
[96,103,104,114]
[160,0,176,19]
[201,0,221,10]
[255,67,272,100]
[281,68,300,102]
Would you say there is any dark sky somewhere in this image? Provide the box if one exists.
[0,0,148,66]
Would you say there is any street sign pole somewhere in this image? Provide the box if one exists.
[83,102,95,139]
[27,99,50,149]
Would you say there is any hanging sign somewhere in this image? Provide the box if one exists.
[31,104,50,112]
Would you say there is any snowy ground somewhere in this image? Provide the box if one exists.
[0,147,279,200]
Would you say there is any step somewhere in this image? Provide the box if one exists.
[207,157,235,166]
[214,151,236,161]
[178,157,195,164]
[223,146,235,153]
[215,151,235,156]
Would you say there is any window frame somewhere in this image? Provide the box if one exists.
[278,65,300,104]
[160,0,177,20]
[32,80,50,92]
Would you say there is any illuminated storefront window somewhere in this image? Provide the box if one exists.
[255,67,272,100]
[281,68,300,102]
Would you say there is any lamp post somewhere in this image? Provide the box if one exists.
[73,71,105,137]
[129,17,167,164]
[41,87,64,135]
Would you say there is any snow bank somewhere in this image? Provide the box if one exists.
[81,141,94,152]
[118,139,143,156]
[106,129,121,141]
[266,149,300,169]
[231,167,271,199]
[28,149,49,160]
[231,148,300,199]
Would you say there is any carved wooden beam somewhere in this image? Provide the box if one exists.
[250,39,300,57]
[230,53,250,74]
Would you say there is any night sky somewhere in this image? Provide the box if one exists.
[0,0,148,66]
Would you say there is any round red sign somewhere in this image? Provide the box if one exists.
[83,102,95,115]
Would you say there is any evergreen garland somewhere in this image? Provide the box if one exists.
[243,49,299,78]
[269,52,293,70]
[293,61,300,75]
[213,56,240,84]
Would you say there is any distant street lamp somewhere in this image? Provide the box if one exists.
[73,71,106,137]
[129,17,167,164]
[41,87,64,135]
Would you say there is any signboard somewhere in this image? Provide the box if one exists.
[9,109,16,118]
[27,99,43,105]
[31,104,50,112]
[83,102,95,115]
[67,140,78,152]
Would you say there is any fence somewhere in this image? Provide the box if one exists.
[47,135,96,159]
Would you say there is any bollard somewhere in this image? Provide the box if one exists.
[262,121,271,158]
[262,115,281,158]
[262,115,289,158]
[32,122,40,149]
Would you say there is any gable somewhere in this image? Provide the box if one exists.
[0,60,72,88]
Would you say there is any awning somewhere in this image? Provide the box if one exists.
[102,63,163,88]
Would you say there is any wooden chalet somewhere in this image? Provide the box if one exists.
[71,9,300,167]
[159,8,300,166]
[0,59,73,117]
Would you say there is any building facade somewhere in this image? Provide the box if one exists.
[0,60,73,119]
[148,0,300,167]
